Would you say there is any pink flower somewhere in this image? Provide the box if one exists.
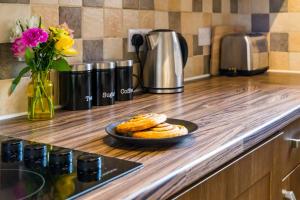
[11,37,26,57]
[22,28,48,48]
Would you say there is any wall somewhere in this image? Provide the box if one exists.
[0,0,252,116]
[249,0,300,71]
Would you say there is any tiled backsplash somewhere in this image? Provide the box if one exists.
[249,0,300,71]
[0,0,256,115]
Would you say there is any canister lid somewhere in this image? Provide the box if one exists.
[70,63,93,72]
[93,61,115,70]
[115,60,133,68]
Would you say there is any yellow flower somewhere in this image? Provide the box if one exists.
[55,35,73,50]
[55,35,78,56]
[61,48,77,56]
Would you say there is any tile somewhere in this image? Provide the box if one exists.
[104,0,122,8]
[31,5,59,28]
[238,0,251,14]
[139,0,154,10]
[83,40,103,62]
[289,52,300,70]
[221,0,231,13]
[270,33,288,52]
[203,45,211,55]
[169,12,181,32]
[203,55,211,74]
[0,0,29,3]
[184,55,204,78]
[0,4,30,43]
[83,0,104,7]
[138,10,154,29]
[202,12,212,27]
[193,35,203,55]
[251,14,269,32]
[270,13,300,32]
[66,39,83,63]
[123,9,139,36]
[104,8,123,37]
[269,0,287,12]
[288,0,300,12]
[0,77,30,115]
[183,34,193,57]
[59,0,82,6]
[123,38,138,62]
[251,0,269,13]
[168,0,181,11]
[59,7,81,38]
[154,0,168,11]
[289,32,300,52]
[31,0,58,4]
[181,12,203,34]
[181,0,192,12]
[82,7,104,39]
[123,0,139,9]
[269,51,289,69]
[0,43,27,80]
[203,0,212,12]
[230,0,238,13]
[193,0,202,12]
[103,38,123,59]
[154,11,169,29]
[213,0,221,13]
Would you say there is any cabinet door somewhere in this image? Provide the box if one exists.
[282,164,300,200]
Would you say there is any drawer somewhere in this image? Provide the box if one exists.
[273,118,300,178]
[282,164,300,200]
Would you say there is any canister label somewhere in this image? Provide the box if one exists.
[120,88,133,94]
[85,96,93,102]
[102,92,115,99]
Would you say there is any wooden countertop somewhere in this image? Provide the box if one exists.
[1,73,300,199]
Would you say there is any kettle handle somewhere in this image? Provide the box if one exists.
[177,33,189,68]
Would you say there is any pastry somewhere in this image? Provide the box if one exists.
[116,113,167,134]
[132,123,188,139]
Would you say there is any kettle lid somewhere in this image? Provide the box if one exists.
[149,29,175,34]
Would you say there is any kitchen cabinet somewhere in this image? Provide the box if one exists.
[177,118,300,200]
[282,164,300,200]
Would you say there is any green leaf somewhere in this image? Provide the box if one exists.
[9,66,31,95]
[25,48,34,66]
[38,16,42,28]
[50,58,71,72]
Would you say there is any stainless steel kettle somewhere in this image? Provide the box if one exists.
[143,30,188,93]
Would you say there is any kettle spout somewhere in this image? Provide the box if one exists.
[146,33,159,50]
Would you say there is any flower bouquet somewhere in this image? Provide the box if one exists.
[10,16,77,120]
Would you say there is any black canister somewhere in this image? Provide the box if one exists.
[59,63,93,110]
[115,60,133,101]
[92,61,115,106]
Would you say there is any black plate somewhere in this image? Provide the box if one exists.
[105,118,198,146]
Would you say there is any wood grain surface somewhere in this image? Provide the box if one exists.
[1,73,300,200]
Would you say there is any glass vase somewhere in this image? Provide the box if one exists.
[27,71,54,120]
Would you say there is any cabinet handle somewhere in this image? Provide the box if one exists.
[282,189,297,200]
[286,137,300,148]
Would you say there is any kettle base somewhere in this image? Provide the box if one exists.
[145,87,184,94]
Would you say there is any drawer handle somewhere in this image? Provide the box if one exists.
[286,138,300,149]
[282,189,297,200]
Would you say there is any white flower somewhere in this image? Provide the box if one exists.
[9,16,41,42]
[27,16,40,28]
[10,20,24,42]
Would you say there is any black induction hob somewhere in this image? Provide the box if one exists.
[0,135,143,200]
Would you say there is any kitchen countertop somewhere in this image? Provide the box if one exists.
[1,73,300,199]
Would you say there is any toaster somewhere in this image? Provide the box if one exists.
[220,33,269,76]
